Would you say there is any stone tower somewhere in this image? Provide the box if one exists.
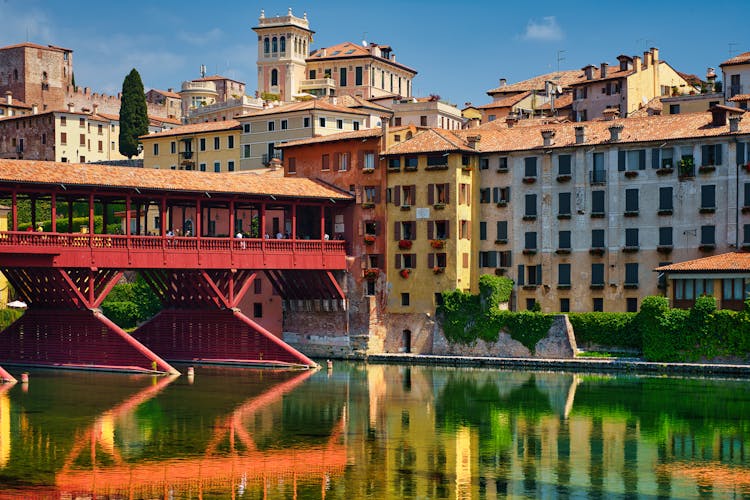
[252,8,314,102]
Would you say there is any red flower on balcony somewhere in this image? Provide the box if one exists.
[364,235,376,245]
[398,239,413,250]
[432,266,445,274]
[399,268,411,279]
[430,239,445,249]
[363,268,379,280]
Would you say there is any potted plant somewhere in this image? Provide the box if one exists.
[430,239,445,249]
[363,268,379,280]
[364,235,376,245]
[432,266,445,274]
[678,156,694,178]
[624,170,638,178]
[399,268,411,279]
[398,239,413,250]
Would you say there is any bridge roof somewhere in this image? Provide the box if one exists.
[0,160,353,201]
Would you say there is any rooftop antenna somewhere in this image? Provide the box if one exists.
[556,50,566,72]
[200,64,206,78]
[362,32,368,47]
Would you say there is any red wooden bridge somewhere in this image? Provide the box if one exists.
[0,159,353,374]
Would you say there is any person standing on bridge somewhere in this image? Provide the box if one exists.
[236,230,246,249]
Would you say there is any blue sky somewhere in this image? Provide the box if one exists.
[1,0,748,108]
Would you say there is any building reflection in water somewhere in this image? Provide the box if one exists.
[0,365,748,498]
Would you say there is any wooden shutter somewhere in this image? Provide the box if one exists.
[738,142,746,165]
[618,150,626,171]
[536,264,543,285]
[493,187,499,203]
[445,221,450,238]
[639,150,646,170]
[467,221,472,240]
[444,184,450,203]
[394,222,401,241]
[427,221,434,239]
[374,188,381,203]
[410,222,416,240]
[716,144,723,165]
[355,187,363,204]
[488,251,497,268]
[394,186,401,206]
[517,265,525,285]
[651,149,660,169]
[395,254,401,269]
[410,185,416,205]
[428,184,434,205]
[358,150,364,169]
[428,253,434,268]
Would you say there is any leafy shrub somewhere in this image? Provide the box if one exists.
[0,308,23,330]
[101,275,161,329]
[101,301,140,329]
[568,312,640,349]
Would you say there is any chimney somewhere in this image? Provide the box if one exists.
[380,114,389,150]
[168,87,174,93]
[499,78,507,87]
[643,51,651,69]
[583,65,595,80]
[633,56,641,73]
[603,108,620,121]
[4,91,10,105]
[32,104,38,115]
[541,129,555,147]
[469,117,480,129]
[729,116,742,133]
[92,103,99,115]
[268,157,282,171]
[608,123,624,142]
[67,102,75,112]
[467,134,481,149]
[651,47,659,63]
[574,125,586,144]
[600,63,608,79]
[390,54,395,62]
[706,67,716,83]
[505,115,518,128]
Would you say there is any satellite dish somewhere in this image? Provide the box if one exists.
[556,85,563,95]
[642,96,648,105]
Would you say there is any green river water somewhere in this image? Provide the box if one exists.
[0,363,747,499]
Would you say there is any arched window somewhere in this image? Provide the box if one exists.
[280,36,286,54]
[272,37,278,53]
[271,69,278,87]
[263,37,269,54]
[13,69,18,81]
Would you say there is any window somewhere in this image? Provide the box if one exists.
[388,157,401,169]
[280,36,286,53]
[79,133,85,146]
[498,157,508,171]
[97,140,103,152]
[619,149,646,171]
[319,117,326,127]
[701,144,722,166]
[171,141,176,154]
[625,263,639,287]
[723,278,745,300]
[526,299,537,310]
[199,163,206,172]
[560,298,570,312]
[263,37,269,53]
[79,117,85,128]
[659,187,673,211]
[243,123,250,133]
[497,221,508,241]
[524,231,537,250]
[404,156,418,170]
[499,251,512,267]
[701,225,715,245]
[558,192,571,216]
[340,67,347,86]
[559,230,571,250]
[337,152,350,171]
[701,185,716,210]
[214,162,221,172]
[591,263,605,286]
[243,144,251,158]
[524,157,537,177]
[228,160,235,172]
[625,188,639,214]
[303,117,310,128]
[659,227,673,246]
[494,186,510,204]
[395,221,416,240]
[227,136,234,149]
[626,298,638,312]
[558,154,572,175]
[363,152,375,170]
[336,119,343,129]
[480,158,489,170]
[460,220,470,239]
[401,254,416,268]
[558,263,571,286]
[353,121,360,131]
[61,132,67,144]
[744,224,750,245]
[591,152,606,183]
[593,297,604,312]
[434,220,448,239]
[355,66,363,86]
[60,116,66,126]
[253,303,263,318]
[480,188,491,203]
[214,137,220,149]
[420,115,427,126]
[592,190,605,215]
[527,265,542,286]
[401,293,410,306]
[525,194,537,218]
[625,228,639,248]
[401,185,415,206]
[479,222,487,240]
[321,154,330,171]
[267,121,275,132]
[479,251,496,267]
[364,186,378,203]
[199,138,206,151]
[271,69,278,86]
[669,104,680,114]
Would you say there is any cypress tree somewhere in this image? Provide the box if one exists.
[118,68,149,159]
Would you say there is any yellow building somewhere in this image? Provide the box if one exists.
[383,128,480,317]
[140,120,241,172]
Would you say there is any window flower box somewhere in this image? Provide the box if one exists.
[494,239,508,245]
[557,214,571,220]
[657,245,673,254]
[432,266,445,274]
[698,165,716,174]
[624,171,639,178]
[624,283,639,289]
[364,235,376,245]
[400,205,411,211]
[699,207,715,214]
[557,284,571,290]
[522,248,537,255]
[461,165,473,172]
[522,176,537,184]
[624,210,639,217]
[363,268,379,280]
[656,167,674,176]
[433,203,446,210]
[497,167,509,173]
[699,244,716,251]
[589,284,605,290]
[589,247,605,256]
[496,201,508,207]
[522,215,537,221]
[555,248,571,254]
[404,165,418,172]
[398,239,412,250]
[361,202,375,209]
[430,239,445,249]
[425,164,448,171]
[657,209,673,216]
[622,246,639,253]
[399,268,411,279]
[590,212,605,218]
[522,285,538,290]
[363,167,375,174]
[494,268,506,276]
[556,174,571,183]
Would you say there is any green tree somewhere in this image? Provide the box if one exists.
[118,68,149,159]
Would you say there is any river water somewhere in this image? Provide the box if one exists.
[0,363,747,499]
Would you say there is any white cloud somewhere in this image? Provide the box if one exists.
[0,3,55,45]
[521,16,563,42]
[177,28,224,47]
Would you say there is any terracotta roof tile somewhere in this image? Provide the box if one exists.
[240,99,371,118]
[149,88,181,99]
[729,94,750,102]
[0,159,353,201]
[720,51,750,67]
[655,253,750,273]
[276,128,382,149]
[477,91,532,110]
[334,95,393,113]
[307,41,417,74]
[139,120,241,139]
[193,75,245,84]
[384,128,475,155]
[487,70,583,95]
[537,93,573,110]
[0,42,71,52]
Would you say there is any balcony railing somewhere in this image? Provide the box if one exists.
[589,170,606,184]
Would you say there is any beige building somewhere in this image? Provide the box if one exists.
[0,92,32,118]
[570,47,692,120]
[390,96,463,131]
[237,99,374,170]
[721,50,750,108]
[140,120,241,172]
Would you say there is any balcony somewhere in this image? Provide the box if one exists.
[180,151,194,160]
[299,78,336,95]
[589,170,606,184]
[729,84,744,97]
